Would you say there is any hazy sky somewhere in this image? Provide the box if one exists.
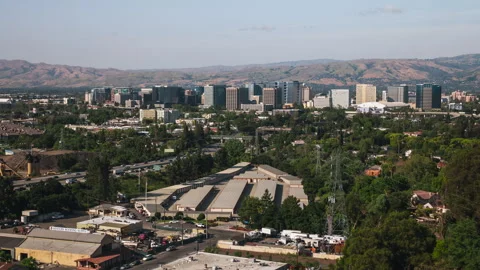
[1,0,479,69]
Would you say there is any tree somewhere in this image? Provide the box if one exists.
[281,196,302,230]
[238,196,262,229]
[259,190,277,228]
[197,213,205,221]
[442,219,480,269]
[0,178,14,219]
[443,148,480,222]
[339,212,436,270]
[223,140,246,166]
[0,250,12,262]
[85,156,117,202]
[20,257,39,270]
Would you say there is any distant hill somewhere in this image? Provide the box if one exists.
[0,55,479,90]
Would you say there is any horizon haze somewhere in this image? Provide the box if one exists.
[1,0,480,69]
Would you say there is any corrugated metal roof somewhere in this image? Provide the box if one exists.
[18,237,100,255]
[253,181,277,198]
[175,185,214,208]
[0,236,25,249]
[258,165,288,177]
[210,180,247,210]
[27,228,106,244]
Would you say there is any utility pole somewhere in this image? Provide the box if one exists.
[145,177,148,203]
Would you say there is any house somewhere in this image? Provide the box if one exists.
[364,165,382,177]
[291,140,305,146]
[88,204,128,218]
[411,190,448,213]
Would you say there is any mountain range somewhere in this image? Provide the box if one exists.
[0,54,479,90]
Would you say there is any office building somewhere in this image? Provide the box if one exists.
[184,90,197,106]
[139,88,153,106]
[152,86,185,105]
[111,87,132,102]
[263,87,282,109]
[157,109,180,124]
[416,84,441,110]
[139,109,157,122]
[387,85,409,103]
[113,93,129,106]
[275,81,301,104]
[302,85,313,102]
[312,95,330,109]
[382,91,387,102]
[240,103,273,112]
[226,87,249,110]
[331,89,350,108]
[356,84,377,104]
[204,85,227,107]
[246,83,263,102]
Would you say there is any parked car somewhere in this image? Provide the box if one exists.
[142,254,154,261]
[52,214,64,219]
[166,246,176,252]
[169,220,179,224]
[120,264,131,270]
[66,179,77,184]
[195,223,206,228]
[129,260,141,267]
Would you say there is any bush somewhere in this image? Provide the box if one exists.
[197,213,205,221]
[234,251,242,257]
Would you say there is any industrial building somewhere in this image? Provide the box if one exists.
[288,187,309,207]
[210,180,248,214]
[77,217,143,236]
[15,228,116,267]
[174,185,214,211]
[253,180,277,199]
[162,252,288,270]
[279,175,303,188]
[233,171,271,182]
[0,233,25,260]
[257,165,288,180]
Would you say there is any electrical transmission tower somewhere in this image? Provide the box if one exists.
[325,148,348,236]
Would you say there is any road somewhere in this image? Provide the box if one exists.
[13,143,222,188]
[136,228,242,270]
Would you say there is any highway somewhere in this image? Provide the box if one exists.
[13,143,222,188]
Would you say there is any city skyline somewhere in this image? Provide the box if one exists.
[1,0,479,69]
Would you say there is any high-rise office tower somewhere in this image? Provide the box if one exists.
[275,81,301,104]
[226,87,249,110]
[263,87,282,109]
[416,84,441,110]
[387,85,409,103]
[302,84,313,102]
[111,87,132,102]
[330,89,350,108]
[152,86,185,105]
[355,84,377,104]
[246,83,263,102]
[204,85,227,107]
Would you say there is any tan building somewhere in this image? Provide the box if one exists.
[302,85,312,102]
[356,84,377,104]
[15,228,115,267]
[263,88,282,109]
[139,109,157,122]
[226,87,249,111]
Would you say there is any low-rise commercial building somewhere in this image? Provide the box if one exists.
[233,171,271,182]
[210,180,248,214]
[15,228,116,267]
[257,165,288,180]
[174,185,214,212]
[88,204,128,218]
[77,217,142,236]
[253,180,277,199]
[0,233,25,260]
[279,175,303,188]
[162,252,288,270]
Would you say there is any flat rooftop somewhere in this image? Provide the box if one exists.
[234,171,270,179]
[257,165,288,178]
[77,216,142,226]
[289,187,308,200]
[160,252,287,270]
[175,185,214,209]
[210,180,248,210]
[253,180,277,198]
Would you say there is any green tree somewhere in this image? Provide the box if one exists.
[339,212,436,270]
[20,257,39,270]
[223,140,246,166]
[238,196,262,229]
[197,213,205,221]
[281,196,302,230]
[443,219,480,269]
[0,178,14,219]
[0,250,12,262]
[443,148,480,222]
[85,156,117,202]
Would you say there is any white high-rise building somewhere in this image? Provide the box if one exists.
[355,84,377,104]
[331,89,350,108]
[382,91,387,102]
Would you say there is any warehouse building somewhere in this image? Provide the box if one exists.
[15,228,116,267]
[288,187,309,207]
[253,180,277,199]
[175,185,214,212]
[77,217,143,236]
[0,233,25,260]
[279,175,303,188]
[210,180,248,214]
[233,171,271,182]
[257,165,288,180]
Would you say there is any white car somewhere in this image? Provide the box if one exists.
[169,220,179,224]
[52,214,64,219]
[195,223,206,228]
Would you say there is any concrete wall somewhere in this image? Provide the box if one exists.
[15,248,100,267]
[217,240,297,255]
[312,253,342,260]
